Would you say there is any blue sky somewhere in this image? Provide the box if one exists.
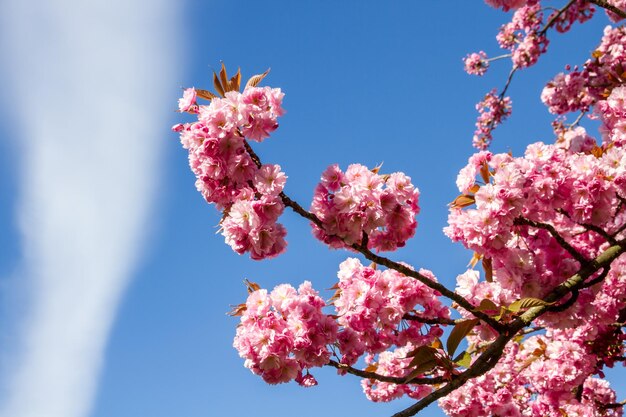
[0,1,623,417]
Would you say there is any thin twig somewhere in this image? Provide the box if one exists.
[568,111,587,128]
[600,399,626,410]
[403,314,458,326]
[547,289,579,312]
[514,217,588,264]
[579,267,609,289]
[556,208,617,245]
[539,0,578,37]
[326,360,445,385]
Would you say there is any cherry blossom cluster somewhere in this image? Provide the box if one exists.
[310,164,420,251]
[232,258,451,400]
[549,0,595,33]
[472,90,512,149]
[446,244,626,416]
[439,334,622,417]
[463,51,489,76]
[468,1,597,149]
[598,85,626,146]
[606,0,626,22]
[442,84,626,415]
[233,281,337,386]
[333,258,450,401]
[498,2,548,69]
[361,344,434,402]
[478,0,595,75]
[542,26,626,115]
[448,85,626,323]
[173,86,288,259]
[334,258,450,365]
[484,0,527,12]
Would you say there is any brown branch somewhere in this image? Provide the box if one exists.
[349,242,506,332]
[579,267,609,289]
[588,0,626,19]
[539,0,578,37]
[391,240,626,417]
[601,399,626,410]
[547,289,579,312]
[580,223,618,245]
[567,110,587,128]
[402,313,457,326]
[242,139,626,417]
[482,0,577,145]
[556,208,617,245]
[326,360,446,385]
[514,217,588,264]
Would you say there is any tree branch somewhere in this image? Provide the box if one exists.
[243,139,506,332]
[556,208,617,245]
[587,0,626,18]
[601,399,626,410]
[326,360,446,385]
[539,0,578,37]
[391,239,626,417]
[514,217,588,264]
[349,242,506,333]
[403,313,457,326]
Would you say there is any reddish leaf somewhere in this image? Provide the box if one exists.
[591,145,603,158]
[219,63,230,93]
[196,89,217,101]
[213,71,225,97]
[446,319,478,357]
[229,68,242,92]
[227,303,247,317]
[479,161,490,183]
[364,363,378,373]
[244,279,261,294]
[245,68,271,89]
[370,162,384,174]
[482,257,493,283]
[450,194,475,209]
[405,346,437,369]
[404,359,438,382]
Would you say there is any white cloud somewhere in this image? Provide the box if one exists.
[0,1,180,416]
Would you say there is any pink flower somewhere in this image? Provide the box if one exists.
[178,87,198,112]
[463,51,489,76]
[255,164,287,196]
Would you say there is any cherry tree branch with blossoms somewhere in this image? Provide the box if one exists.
[172,2,626,416]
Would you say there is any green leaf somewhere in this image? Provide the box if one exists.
[508,297,553,313]
[446,319,478,357]
[453,350,472,368]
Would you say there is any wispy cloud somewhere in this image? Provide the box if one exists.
[0,1,180,416]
